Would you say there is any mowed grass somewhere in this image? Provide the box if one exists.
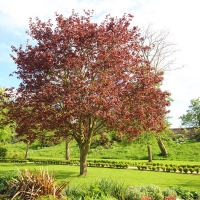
[0,163,200,192]
[1,136,200,193]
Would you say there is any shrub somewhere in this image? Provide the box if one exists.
[143,185,163,200]
[166,167,171,172]
[183,167,189,173]
[125,186,148,200]
[172,167,177,173]
[125,185,163,200]
[0,148,7,158]
[178,167,183,173]
[161,166,166,172]
[189,167,194,174]
[6,168,69,199]
[194,167,199,174]
[169,186,200,200]
[0,171,18,194]
[162,188,177,199]
[66,178,125,200]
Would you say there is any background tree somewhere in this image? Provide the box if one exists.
[0,88,14,145]
[3,11,170,175]
[140,24,178,73]
[139,24,179,157]
[179,98,200,128]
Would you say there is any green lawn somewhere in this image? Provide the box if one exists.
[1,136,200,194]
[0,163,199,192]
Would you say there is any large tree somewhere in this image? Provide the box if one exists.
[2,11,170,175]
[179,98,200,128]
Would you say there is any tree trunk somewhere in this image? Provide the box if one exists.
[157,135,168,156]
[147,145,152,162]
[79,142,90,176]
[65,139,70,160]
[24,142,29,159]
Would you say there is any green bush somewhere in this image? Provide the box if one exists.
[0,171,18,194]
[162,188,177,198]
[194,167,199,174]
[183,167,189,173]
[161,166,166,172]
[66,178,125,200]
[172,167,177,173]
[0,148,7,158]
[125,186,148,200]
[169,186,200,200]
[166,167,171,172]
[125,185,163,200]
[189,167,194,174]
[178,167,183,173]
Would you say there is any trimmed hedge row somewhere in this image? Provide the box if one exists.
[0,158,129,169]
[0,158,199,173]
[136,162,200,174]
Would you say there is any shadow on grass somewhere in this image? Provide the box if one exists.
[177,178,200,190]
[54,169,80,180]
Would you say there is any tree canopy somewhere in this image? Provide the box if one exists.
[179,98,200,128]
[0,10,170,175]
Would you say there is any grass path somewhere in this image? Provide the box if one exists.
[0,163,199,192]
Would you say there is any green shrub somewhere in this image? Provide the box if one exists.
[0,148,7,158]
[172,167,177,173]
[66,178,125,200]
[125,186,148,200]
[194,167,199,174]
[189,167,194,174]
[0,171,18,194]
[166,167,171,172]
[183,167,189,173]
[169,186,200,200]
[143,185,163,200]
[178,167,183,173]
[161,166,166,172]
[162,188,177,198]
[125,185,163,200]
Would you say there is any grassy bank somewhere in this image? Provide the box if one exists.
[4,137,200,162]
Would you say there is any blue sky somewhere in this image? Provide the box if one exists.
[0,0,200,128]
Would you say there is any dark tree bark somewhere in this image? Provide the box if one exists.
[147,145,152,162]
[24,142,29,159]
[78,141,90,176]
[65,139,70,160]
[157,135,168,156]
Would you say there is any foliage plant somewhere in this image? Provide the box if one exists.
[0,147,7,158]
[179,97,200,127]
[6,168,69,199]
[168,186,200,200]
[0,171,17,194]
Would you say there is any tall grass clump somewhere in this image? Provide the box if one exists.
[6,168,69,199]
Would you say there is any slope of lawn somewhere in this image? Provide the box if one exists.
[3,136,200,162]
